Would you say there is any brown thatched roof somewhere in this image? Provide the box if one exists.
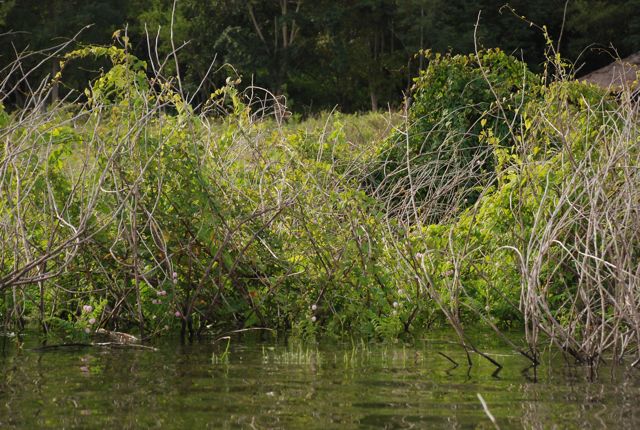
[580,52,640,90]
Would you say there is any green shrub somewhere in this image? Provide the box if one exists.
[377,49,542,222]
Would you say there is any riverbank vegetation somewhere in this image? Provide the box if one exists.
[1,32,639,370]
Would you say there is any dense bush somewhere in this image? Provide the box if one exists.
[0,45,425,341]
[407,76,639,363]
[376,49,542,223]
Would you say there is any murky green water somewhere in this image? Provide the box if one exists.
[1,331,638,429]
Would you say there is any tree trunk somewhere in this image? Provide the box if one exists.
[370,86,378,112]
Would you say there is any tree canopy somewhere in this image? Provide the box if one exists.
[1,0,639,112]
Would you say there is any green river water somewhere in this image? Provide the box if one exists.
[0,330,638,429]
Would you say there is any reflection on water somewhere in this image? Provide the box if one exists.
[0,331,638,429]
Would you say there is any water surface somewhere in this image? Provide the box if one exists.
[1,331,638,429]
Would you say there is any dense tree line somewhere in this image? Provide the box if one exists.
[1,0,639,112]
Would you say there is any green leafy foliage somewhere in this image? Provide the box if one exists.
[1,36,639,370]
[378,49,542,221]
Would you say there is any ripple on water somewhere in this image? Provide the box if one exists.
[1,335,639,429]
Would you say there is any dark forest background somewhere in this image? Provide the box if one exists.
[1,0,639,113]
